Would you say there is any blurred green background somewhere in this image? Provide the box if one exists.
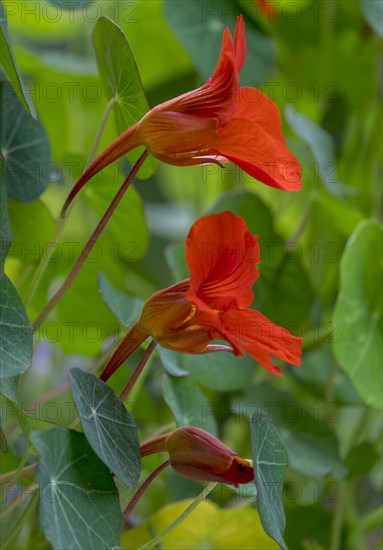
[1,0,382,549]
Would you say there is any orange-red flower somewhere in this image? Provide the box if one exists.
[100,211,302,381]
[62,15,301,215]
[141,426,254,486]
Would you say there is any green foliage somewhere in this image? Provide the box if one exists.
[0,82,50,202]
[92,16,158,179]
[1,1,381,549]
[0,273,32,377]
[333,220,383,408]
[32,427,121,550]
[250,408,288,550]
[69,368,141,487]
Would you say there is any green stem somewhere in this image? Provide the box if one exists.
[330,481,346,550]
[1,486,38,549]
[24,97,116,308]
[348,506,383,548]
[122,459,170,523]
[0,481,38,517]
[25,341,115,410]
[32,149,149,330]
[119,340,157,402]
[86,97,116,166]
[325,361,339,404]
[0,463,37,485]
[138,482,218,550]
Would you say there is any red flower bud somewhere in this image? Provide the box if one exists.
[141,426,254,487]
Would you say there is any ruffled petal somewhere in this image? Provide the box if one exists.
[153,21,240,127]
[213,88,302,191]
[185,212,260,311]
[234,15,246,71]
[219,308,303,376]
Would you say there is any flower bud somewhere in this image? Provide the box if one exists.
[141,426,254,486]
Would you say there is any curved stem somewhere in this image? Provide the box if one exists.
[122,459,170,523]
[119,340,157,402]
[138,482,218,549]
[24,97,116,308]
[26,341,115,410]
[0,463,37,485]
[33,149,149,330]
[86,97,116,166]
[330,481,346,550]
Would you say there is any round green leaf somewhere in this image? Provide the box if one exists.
[250,408,288,550]
[7,198,55,263]
[333,219,383,408]
[0,7,36,118]
[98,272,143,327]
[69,367,141,487]
[31,427,121,550]
[0,273,33,378]
[163,373,219,437]
[0,82,50,202]
[92,16,159,179]
[0,151,11,267]
[181,352,254,392]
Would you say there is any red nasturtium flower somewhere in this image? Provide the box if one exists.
[141,426,254,486]
[100,211,302,381]
[62,15,301,215]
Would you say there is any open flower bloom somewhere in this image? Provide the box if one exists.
[141,426,254,486]
[100,211,302,381]
[62,15,301,216]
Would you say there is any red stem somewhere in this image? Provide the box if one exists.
[122,459,170,523]
[32,150,149,330]
[119,340,157,401]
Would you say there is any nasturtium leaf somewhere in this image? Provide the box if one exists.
[360,0,383,37]
[7,198,55,263]
[163,373,219,437]
[92,16,158,179]
[121,498,278,550]
[0,273,33,378]
[0,374,18,402]
[98,272,143,327]
[285,105,350,197]
[164,0,275,86]
[333,219,383,408]
[0,82,50,202]
[0,151,11,268]
[235,384,348,480]
[181,352,254,392]
[31,427,121,550]
[69,368,141,487]
[250,408,288,550]
[157,347,188,377]
[0,3,36,118]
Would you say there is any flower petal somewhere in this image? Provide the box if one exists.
[139,111,217,156]
[213,87,302,191]
[186,212,260,311]
[234,15,246,71]
[219,308,303,376]
[155,22,240,127]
